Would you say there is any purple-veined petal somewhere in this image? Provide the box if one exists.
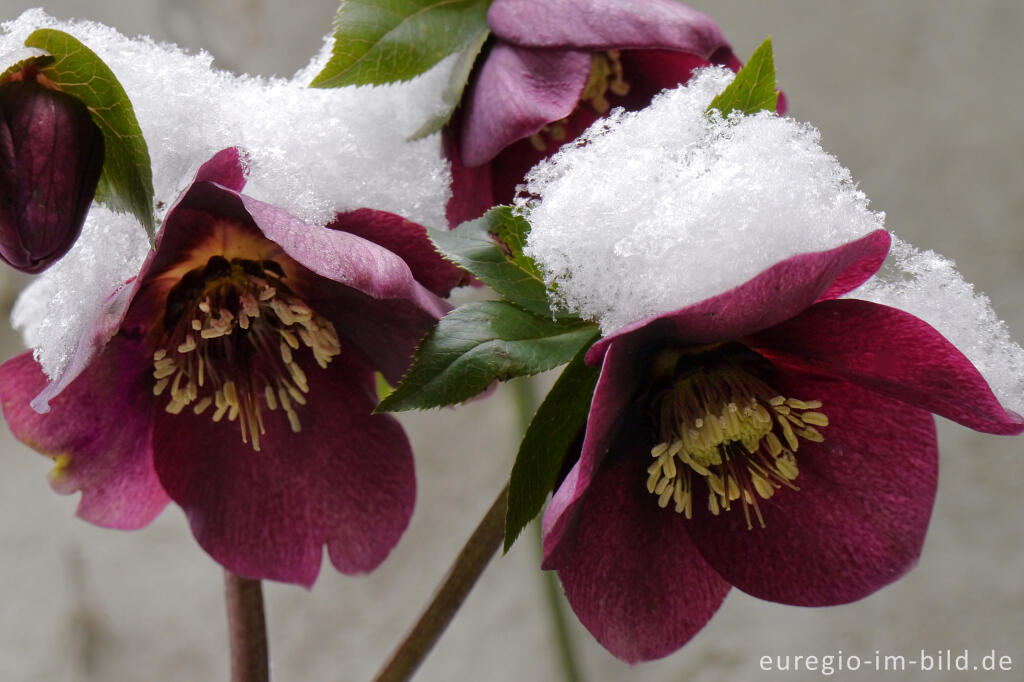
[489,0,729,55]
[750,299,1024,434]
[460,43,591,167]
[685,369,938,606]
[543,339,643,568]
[0,339,169,529]
[553,450,730,662]
[587,230,892,365]
[151,346,415,587]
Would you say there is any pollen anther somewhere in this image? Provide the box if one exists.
[646,353,828,529]
[153,256,340,451]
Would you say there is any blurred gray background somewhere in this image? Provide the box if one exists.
[0,1,1022,680]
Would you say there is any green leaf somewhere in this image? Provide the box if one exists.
[377,300,598,411]
[707,37,779,118]
[504,337,600,551]
[310,0,491,88]
[375,372,395,402]
[24,29,156,242]
[409,28,488,139]
[431,206,570,319]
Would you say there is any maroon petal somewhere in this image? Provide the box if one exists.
[587,230,892,365]
[193,147,248,191]
[553,452,730,662]
[235,194,448,319]
[460,43,591,167]
[152,347,415,587]
[312,285,445,386]
[329,208,467,297]
[685,370,938,606]
[0,339,168,529]
[751,299,1024,434]
[443,123,497,227]
[543,339,643,568]
[489,0,729,55]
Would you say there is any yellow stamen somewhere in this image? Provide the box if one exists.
[152,256,340,450]
[645,347,828,528]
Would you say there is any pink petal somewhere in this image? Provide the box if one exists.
[543,339,643,569]
[587,230,892,365]
[0,341,169,529]
[460,43,591,167]
[553,451,730,662]
[151,348,415,587]
[685,369,938,606]
[194,147,248,191]
[751,299,1024,434]
[235,193,449,320]
[330,209,466,297]
[489,0,729,55]
[29,281,138,412]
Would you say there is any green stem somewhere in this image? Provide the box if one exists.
[224,571,269,682]
[372,486,508,682]
[510,377,584,682]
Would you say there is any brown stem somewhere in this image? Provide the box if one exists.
[224,571,270,682]
[372,485,509,682]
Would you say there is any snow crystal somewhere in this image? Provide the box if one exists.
[1,9,453,380]
[517,66,1023,414]
[518,67,885,334]
[852,239,1024,415]
[11,208,150,376]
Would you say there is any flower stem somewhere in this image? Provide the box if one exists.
[224,571,270,682]
[372,485,508,682]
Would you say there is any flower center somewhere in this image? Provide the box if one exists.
[527,51,631,152]
[580,50,631,114]
[152,255,341,451]
[646,347,828,528]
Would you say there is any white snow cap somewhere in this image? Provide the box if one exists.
[2,9,453,380]
[519,67,1023,413]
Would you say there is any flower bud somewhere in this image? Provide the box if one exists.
[0,78,104,273]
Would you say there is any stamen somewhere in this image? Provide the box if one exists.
[152,256,341,450]
[645,348,828,528]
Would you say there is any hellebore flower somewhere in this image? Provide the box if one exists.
[0,148,461,586]
[540,232,1024,662]
[0,64,104,273]
[446,0,781,225]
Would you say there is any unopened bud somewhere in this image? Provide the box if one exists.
[0,77,104,273]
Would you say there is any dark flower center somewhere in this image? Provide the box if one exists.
[647,345,828,528]
[153,255,340,451]
[527,51,631,153]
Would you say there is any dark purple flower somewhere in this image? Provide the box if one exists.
[541,231,1023,662]
[446,0,782,226]
[0,149,462,586]
[0,65,104,273]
